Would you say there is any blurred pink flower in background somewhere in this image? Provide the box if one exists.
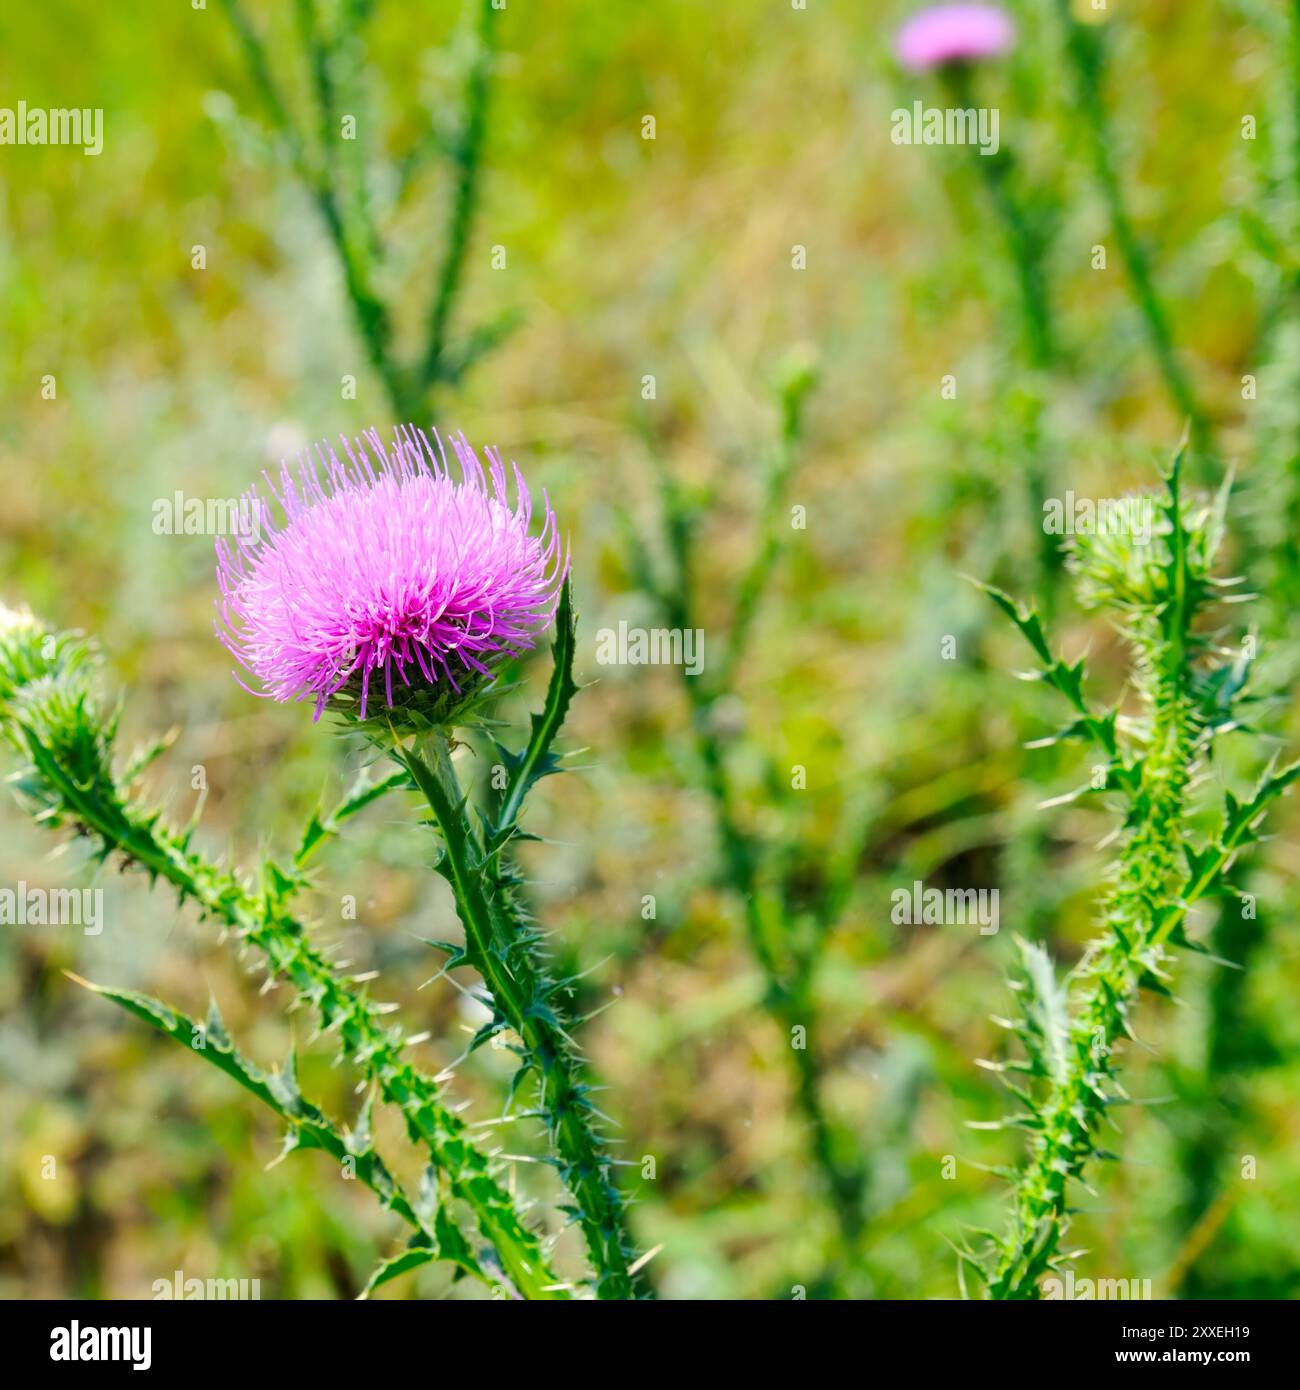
[894,4,1016,71]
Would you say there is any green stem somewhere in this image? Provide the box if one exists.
[717,377,814,688]
[980,460,1300,1298]
[1292,1,1300,214]
[398,732,645,1299]
[632,378,865,1275]
[938,67,1061,602]
[16,720,564,1300]
[74,976,445,1276]
[1170,868,1258,1297]
[218,0,415,420]
[642,396,868,1266]
[692,692,866,1250]
[419,0,496,393]
[1054,1,1211,458]
[1267,3,1300,607]
[943,68,1056,372]
[220,0,503,424]
[990,656,1194,1298]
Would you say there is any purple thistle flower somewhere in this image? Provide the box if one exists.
[215,425,567,725]
[894,4,1015,72]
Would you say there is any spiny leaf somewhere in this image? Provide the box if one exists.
[1014,938,1071,1087]
[358,1241,438,1300]
[294,767,408,869]
[972,579,1052,665]
[490,576,578,845]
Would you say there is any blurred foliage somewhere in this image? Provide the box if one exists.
[1,0,1298,1299]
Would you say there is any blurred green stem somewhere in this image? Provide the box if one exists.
[1270,2,1300,602]
[629,366,869,1276]
[1169,873,1261,1297]
[218,0,501,423]
[942,68,1055,372]
[939,66,1062,604]
[686,692,867,1256]
[1171,9,1300,1282]
[419,0,496,395]
[1053,1,1212,460]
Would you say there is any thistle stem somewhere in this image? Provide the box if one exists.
[937,65,1061,602]
[941,67,1056,372]
[398,731,646,1299]
[635,376,869,1277]
[990,660,1194,1298]
[419,0,497,394]
[218,0,502,423]
[12,711,564,1300]
[980,462,1299,1298]
[1053,1,1212,460]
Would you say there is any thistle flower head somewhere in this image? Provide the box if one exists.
[0,600,84,721]
[894,4,1015,71]
[215,425,567,728]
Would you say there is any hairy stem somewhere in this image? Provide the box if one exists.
[397,730,645,1298]
[990,655,1193,1297]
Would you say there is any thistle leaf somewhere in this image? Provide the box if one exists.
[489,577,578,846]
[358,1242,438,1300]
